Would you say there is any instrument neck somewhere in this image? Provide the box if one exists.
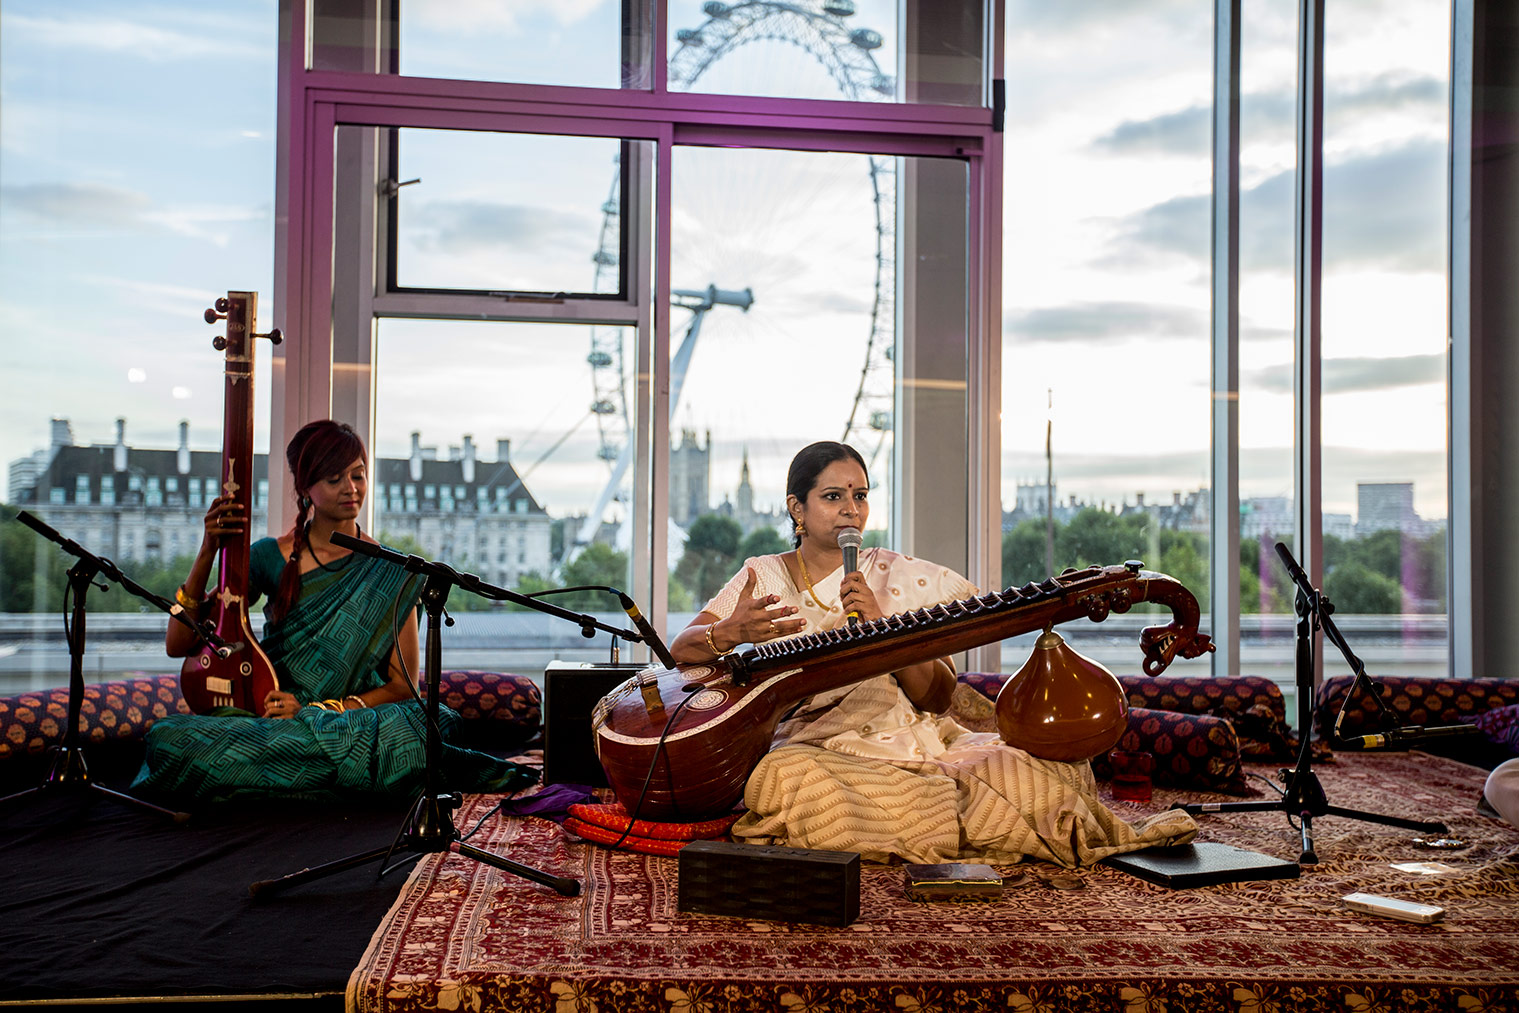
[730,565,1208,692]
[214,292,258,603]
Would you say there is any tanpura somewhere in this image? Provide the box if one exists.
[178,292,283,714]
[593,561,1213,821]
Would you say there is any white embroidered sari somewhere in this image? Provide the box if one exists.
[701,549,1198,867]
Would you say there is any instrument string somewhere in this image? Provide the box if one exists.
[610,690,702,849]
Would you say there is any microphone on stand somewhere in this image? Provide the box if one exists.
[1335,724,1484,751]
[837,527,863,626]
[614,591,678,670]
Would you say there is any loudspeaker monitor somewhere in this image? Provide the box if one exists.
[542,662,643,786]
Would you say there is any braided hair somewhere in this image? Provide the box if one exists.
[785,441,868,547]
[268,419,367,624]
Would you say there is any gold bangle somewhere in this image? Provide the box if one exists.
[174,586,198,610]
[704,623,724,657]
[343,694,367,710]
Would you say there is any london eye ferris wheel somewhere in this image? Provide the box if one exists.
[580,1,899,546]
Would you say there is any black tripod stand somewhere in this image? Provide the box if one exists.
[0,512,204,823]
[1180,542,1447,863]
[249,537,671,899]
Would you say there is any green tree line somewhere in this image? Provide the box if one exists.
[1002,509,1446,614]
[2,504,1446,616]
[0,505,197,613]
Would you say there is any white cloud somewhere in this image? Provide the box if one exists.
[1,182,267,245]
[406,0,602,34]
[1103,138,1446,275]
[4,10,266,62]
[1006,301,1205,344]
[1248,354,1444,396]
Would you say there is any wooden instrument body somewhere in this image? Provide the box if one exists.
[593,563,1213,821]
[179,291,281,714]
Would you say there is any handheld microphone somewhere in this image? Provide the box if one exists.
[837,527,862,626]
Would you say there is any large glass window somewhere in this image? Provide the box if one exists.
[1001,1,1214,676]
[389,129,628,296]
[664,144,970,625]
[312,0,653,88]
[1319,0,1449,677]
[310,1,985,107]
[1237,0,1302,690]
[372,319,626,666]
[0,1,276,690]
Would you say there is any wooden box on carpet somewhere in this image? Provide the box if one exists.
[677,840,860,926]
[903,862,1003,900]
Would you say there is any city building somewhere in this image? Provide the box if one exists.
[1356,482,1437,539]
[10,419,552,590]
[717,447,786,538]
[668,428,710,527]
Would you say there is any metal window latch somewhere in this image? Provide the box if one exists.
[379,177,421,197]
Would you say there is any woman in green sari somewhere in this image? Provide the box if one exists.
[136,420,535,803]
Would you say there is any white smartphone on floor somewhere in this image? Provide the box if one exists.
[1341,892,1445,924]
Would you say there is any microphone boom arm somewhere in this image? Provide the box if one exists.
[16,510,234,654]
[330,532,649,646]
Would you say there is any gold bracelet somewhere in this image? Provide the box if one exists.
[343,694,367,710]
[174,586,198,610]
[704,623,724,657]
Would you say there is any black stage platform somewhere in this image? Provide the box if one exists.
[0,749,420,1010]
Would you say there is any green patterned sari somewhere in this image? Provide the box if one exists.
[135,538,536,802]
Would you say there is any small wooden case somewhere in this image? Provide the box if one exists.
[903,862,1004,900]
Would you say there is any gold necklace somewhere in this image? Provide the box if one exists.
[795,548,832,611]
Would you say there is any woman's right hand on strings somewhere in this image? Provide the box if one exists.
[201,494,244,551]
[725,567,806,644]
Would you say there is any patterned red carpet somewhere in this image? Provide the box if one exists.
[347,752,1519,1013]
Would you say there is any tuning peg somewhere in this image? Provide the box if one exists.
[204,307,225,324]
[212,335,228,351]
[256,328,284,345]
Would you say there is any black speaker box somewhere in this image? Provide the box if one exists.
[678,840,861,926]
[542,662,642,787]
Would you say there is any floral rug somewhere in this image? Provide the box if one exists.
[347,752,1519,1013]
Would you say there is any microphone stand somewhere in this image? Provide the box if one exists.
[251,536,668,900]
[0,512,208,824]
[1178,542,1446,863]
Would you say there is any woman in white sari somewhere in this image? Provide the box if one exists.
[670,441,1196,867]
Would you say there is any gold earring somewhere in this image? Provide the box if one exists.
[794,520,805,537]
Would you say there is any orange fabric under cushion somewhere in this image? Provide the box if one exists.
[563,817,691,856]
[565,802,742,841]
[563,802,742,855]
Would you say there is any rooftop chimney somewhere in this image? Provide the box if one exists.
[462,435,476,484]
[409,431,423,482]
[50,418,74,452]
[113,418,127,473]
[496,438,511,463]
[177,421,191,475]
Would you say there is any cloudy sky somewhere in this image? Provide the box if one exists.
[1,0,1450,527]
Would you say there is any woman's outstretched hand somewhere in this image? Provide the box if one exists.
[726,567,807,644]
